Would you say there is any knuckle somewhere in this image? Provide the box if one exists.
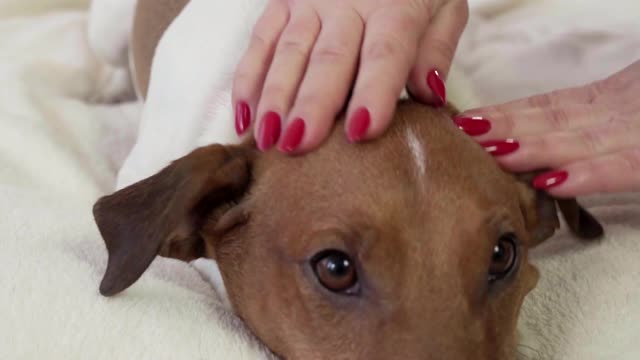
[615,118,636,134]
[426,36,457,64]
[495,110,516,135]
[501,116,516,135]
[621,148,640,173]
[292,93,318,109]
[362,37,403,63]
[295,93,338,113]
[310,42,351,64]
[585,82,602,104]
[407,0,432,19]
[261,83,290,101]
[606,113,620,124]
[232,69,256,94]
[249,30,272,50]
[277,17,319,56]
[277,36,309,59]
[587,158,610,192]
[579,128,605,155]
[392,10,420,33]
[533,133,553,155]
[527,92,553,108]
[331,5,364,29]
[602,72,629,92]
[287,12,320,34]
[545,108,571,131]
[233,69,251,85]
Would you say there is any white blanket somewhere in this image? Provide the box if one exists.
[0,1,271,359]
[0,0,638,359]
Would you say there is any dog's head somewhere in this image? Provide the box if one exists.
[94,100,602,359]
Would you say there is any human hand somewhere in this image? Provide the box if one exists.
[455,60,640,198]
[232,0,469,153]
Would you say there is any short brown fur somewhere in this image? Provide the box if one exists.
[98,3,604,358]
[94,100,601,359]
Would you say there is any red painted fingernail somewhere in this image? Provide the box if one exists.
[347,107,371,143]
[480,139,520,156]
[426,69,446,106]
[453,116,492,136]
[532,170,569,190]
[258,111,281,151]
[235,101,251,135]
[279,118,305,153]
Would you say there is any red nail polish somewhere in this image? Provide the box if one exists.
[347,108,371,143]
[279,118,305,153]
[532,170,569,190]
[426,69,446,106]
[235,101,251,135]
[480,139,520,156]
[453,116,492,136]
[258,111,281,151]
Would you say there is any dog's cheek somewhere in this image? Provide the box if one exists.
[191,258,233,309]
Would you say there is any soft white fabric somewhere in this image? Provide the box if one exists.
[461,0,640,106]
[518,191,640,360]
[113,0,262,189]
[0,0,638,360]
[0,2,271,359]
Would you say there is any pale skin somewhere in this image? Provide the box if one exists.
[457,60,640,198]
[232,0,469,153]
[232,0,639,199]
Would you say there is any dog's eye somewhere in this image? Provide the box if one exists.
[312,250,358,294]
[488,233,519,283]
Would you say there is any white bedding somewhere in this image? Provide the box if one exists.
[0,0,638,359]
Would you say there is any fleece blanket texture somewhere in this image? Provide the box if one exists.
[0,0,638,359]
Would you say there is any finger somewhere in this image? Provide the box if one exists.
[277,7,364,153]
[254,4,321,151]
[232,0,289,137]
[407,0,469,106]
[463,80,608,115]
[484,119,640,172]
[454,104,613,141]
[344,6,424,144]
[532,147,640,198]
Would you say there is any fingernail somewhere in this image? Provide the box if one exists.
[426,69,446,106]
[279,118,305,153]
[480,139,520,156]
[453,116,492,136]
[347,107,371,143]
[532,170,569,190]
[235,101,251,135]
[258,111,281,151]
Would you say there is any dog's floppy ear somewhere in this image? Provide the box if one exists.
[93,144,255,296]
[516,171,604,247]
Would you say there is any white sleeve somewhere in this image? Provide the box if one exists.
[115,0,267,189]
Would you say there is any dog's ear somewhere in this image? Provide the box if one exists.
[516,171,604,247]
[93,144,256,296]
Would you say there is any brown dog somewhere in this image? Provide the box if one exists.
[93,1,603,359]
[94,101,602,360]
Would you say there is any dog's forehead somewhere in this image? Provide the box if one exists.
[403,124,427,180]
[250,103,518,249]
[254,102,512,211]
[246,102,524,298]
